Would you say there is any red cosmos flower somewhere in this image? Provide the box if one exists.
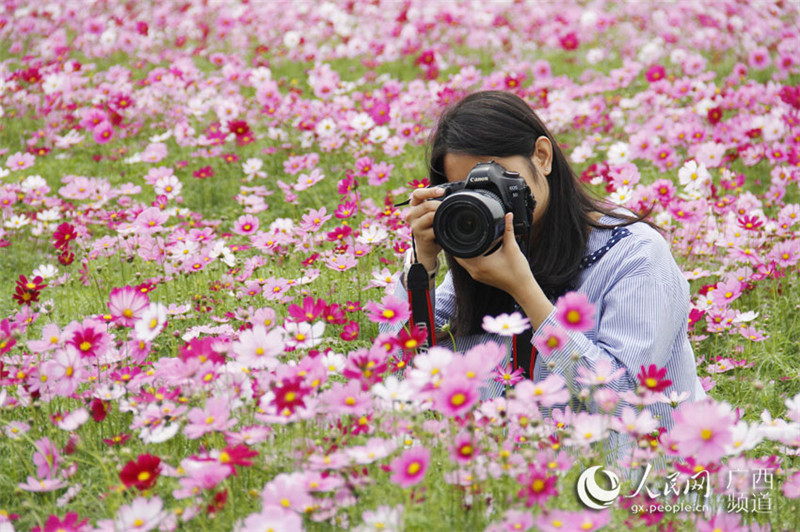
[193,166,215,179]
[637,364,673,392]
[324,303,347,325]
[53,222,78,250]
[326,225,352,242]
[207,490,228,515]
[270,376,310,415]
[416,49,436,66]
[218,444,259,475]
[13,275,47,306]
[392,324,427,353]
[119,453,161,491]
[707,107,723,125]
[408,178,429,189]
[103,433,131,446]
[221,153,239,164]
[340,320,360,341]
[559,32,579,51]
[58,250,75,266]
[90,398,108,422]
[227,120,251,138]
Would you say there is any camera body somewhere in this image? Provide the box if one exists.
[431,161,536,258]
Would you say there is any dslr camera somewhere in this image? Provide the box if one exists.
[431,161,536,258]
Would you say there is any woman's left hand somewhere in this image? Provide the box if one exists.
[454,213,535,299]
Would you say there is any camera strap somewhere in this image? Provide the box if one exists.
[405,262,436,348]
[512,328,537,380]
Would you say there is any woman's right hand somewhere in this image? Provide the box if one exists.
[404,186,445,270]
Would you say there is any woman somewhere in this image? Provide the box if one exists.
[386,90,705,455]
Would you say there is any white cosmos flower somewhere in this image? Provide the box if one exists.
[607,142,630,165]
[283,321,326,349]
[356,225,388,245]
[608,186,633,205]
[134,303,168,342]
[32,264,58,279]
[482,312,530,336]
[349,112,374,133]
[57,408,89,431]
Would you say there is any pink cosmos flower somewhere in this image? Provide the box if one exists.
[670,399,735,462]
[535,509,610,532]
[783,471,800,499]
[33,437,61,478]
[482,312,530,336]
[322,380,372,415]
[389,446,430,488]
[434,377,480,417]
[232,214,260,236]
[240,508,302,532]
[41,346,86,397]
[134,207,170,233]
[108,285,150,327]
[232,325,283,369]
[112,497,165,531]
[184,396,238,439]
[32,512,89,532]
[553,292,595,332]
[516,375,571,407]
[493,364,525,387]
[516,464,558,507]
[18,476,68,492]
[93,121,114,144]
[64,318,110,359]
[365,294,411,325]
[576,358,626,387]
[748,47,771,70]
[6,152,35,171]
[173,460,231,499]
[533,324,568,356]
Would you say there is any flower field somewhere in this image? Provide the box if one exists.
[1,0,800,530]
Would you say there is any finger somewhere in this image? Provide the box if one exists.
[404,201,439,224]
[503,212,515,244]
[409,186,445,206]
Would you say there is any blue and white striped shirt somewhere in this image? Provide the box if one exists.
[386,213,706,454]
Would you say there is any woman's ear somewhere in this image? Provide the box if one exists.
[532,136,553,176]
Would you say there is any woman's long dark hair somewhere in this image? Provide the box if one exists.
[428,90,654,337]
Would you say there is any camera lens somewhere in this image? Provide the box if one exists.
[453,211,479,240]
[433,190,506,258]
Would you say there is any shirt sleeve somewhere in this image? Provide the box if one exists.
[532,271,683,394]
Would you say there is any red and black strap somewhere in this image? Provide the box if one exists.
[512,327,537,380]
[405,262,436,348]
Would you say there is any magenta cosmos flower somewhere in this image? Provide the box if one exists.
[434,376,480,417]
[553,291,595,332]
[389,446,430,488]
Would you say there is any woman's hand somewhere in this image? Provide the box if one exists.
[404,186,445,271]
[455,213,555,329]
